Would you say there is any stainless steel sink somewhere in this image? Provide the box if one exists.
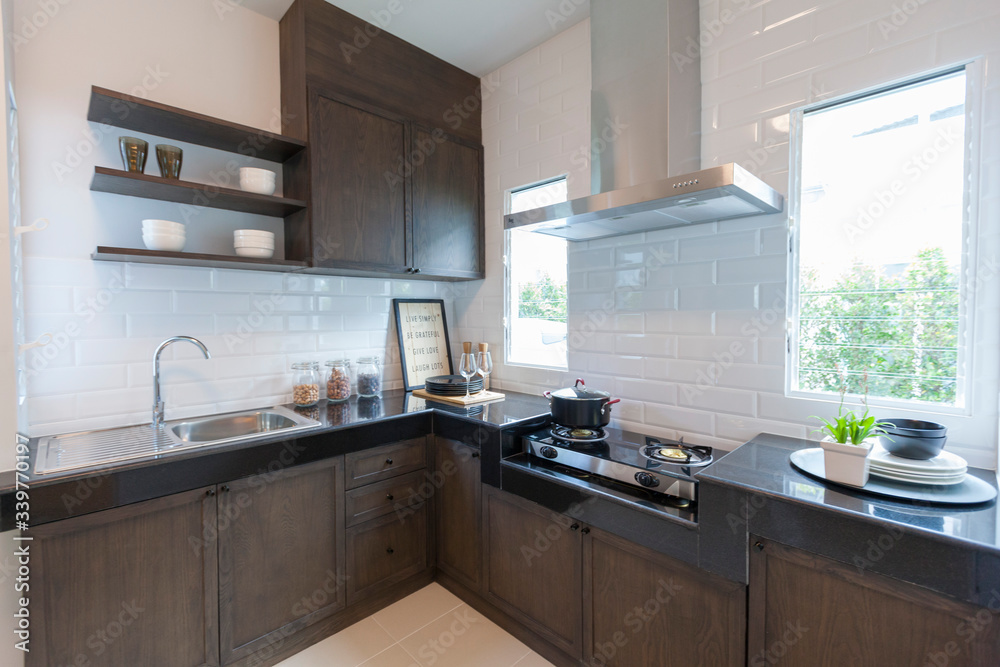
[170,410,308,444]
[34,406,321,476]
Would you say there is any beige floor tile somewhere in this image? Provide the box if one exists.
[397,604,532,667]
[372,583,464,641]
[511,651,557,667]
[358,645,422,667]
[277,617,395,667]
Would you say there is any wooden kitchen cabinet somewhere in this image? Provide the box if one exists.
[308,91,409,274]
[28,487,220,667]
[434,436,483,591]
[484,488,584,659]
[749,537,1000,666]
[410,128,484,279]
[217,457,344,665]
[587,529,746,666]
[347,504,429,602]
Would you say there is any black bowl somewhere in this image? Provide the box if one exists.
[878,419,947,460]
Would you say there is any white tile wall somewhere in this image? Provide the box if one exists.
[482,1,1000,467]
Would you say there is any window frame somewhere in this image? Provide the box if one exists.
[503,174,570,371]
[785,61,983,416]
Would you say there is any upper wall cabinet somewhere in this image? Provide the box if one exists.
[279,0,485,281]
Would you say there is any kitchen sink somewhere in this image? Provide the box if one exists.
[34,406,321,476]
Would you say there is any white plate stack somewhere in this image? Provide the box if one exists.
[234,229,275,259]
[142,219,186,252]
[868,444,968,485]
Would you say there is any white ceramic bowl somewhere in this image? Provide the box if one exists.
[142,219,185,233]
[143,232,186,252]
[239,168,277,196]
[234,229,275,240]
[234,239,275,250]
[235,246,274,259]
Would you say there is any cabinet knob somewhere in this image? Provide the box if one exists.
[412,268,421,274]
[405,268,414,274]
[754,541,765,552]
[221,485,230,493]
[581,527,591,535]
[206,489,216,497]
[471,451,480,458]
[385,458,394,466]
[570,523,580,531]
[386,547,394,555]
[386,493,394,501]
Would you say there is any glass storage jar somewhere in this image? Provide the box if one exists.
[325,359,352,402]
[356,357,383,397]
[291,361,321,407]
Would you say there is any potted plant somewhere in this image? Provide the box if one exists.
[812,377,889,487]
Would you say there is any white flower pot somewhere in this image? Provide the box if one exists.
[820,437,874,487]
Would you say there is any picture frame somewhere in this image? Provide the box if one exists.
[393,298,454,391]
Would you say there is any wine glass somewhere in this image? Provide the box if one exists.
[459,352,479,398]
[476,350,493,394]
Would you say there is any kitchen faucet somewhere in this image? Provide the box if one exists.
[152,336,211,429]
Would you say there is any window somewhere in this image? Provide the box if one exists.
[505,176,569,368]
[788,68,973,409]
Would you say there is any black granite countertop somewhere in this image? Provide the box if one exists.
[0,389,551,529]
[698,432,1000,605]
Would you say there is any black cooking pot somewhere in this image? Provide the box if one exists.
[544,378,620,429]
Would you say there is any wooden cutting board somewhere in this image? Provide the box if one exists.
[411,388,505,405]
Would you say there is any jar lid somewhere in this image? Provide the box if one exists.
[291,361,319,369]
[357,356,380,364]
[325,359,351,366]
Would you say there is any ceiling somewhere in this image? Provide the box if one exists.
[239,0,591,76]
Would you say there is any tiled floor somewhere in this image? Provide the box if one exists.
[275,583,555,667]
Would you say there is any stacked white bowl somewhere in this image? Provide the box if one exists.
[239,167,277,196]
[142,219,186,252]
[234,229,275,259]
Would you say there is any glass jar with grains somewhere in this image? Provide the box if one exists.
[325,359,352,402]
[291,361,321,407]
[356,357,382,397]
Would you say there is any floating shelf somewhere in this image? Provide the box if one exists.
[90,167,307,217]
[92,247,309,273]
[87,86,306,162]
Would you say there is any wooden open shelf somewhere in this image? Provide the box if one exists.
[88,86,306,162]
[92,247,308,273]
[90,167,307,217]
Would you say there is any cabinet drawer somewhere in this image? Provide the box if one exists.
[347,504,428,603]
[345,470,425,527]
[345,438,426,489]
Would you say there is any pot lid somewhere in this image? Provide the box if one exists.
[549,378,611,401]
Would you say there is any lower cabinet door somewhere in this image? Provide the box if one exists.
[749,537,1000,666]
[434,436,482,591]
[29,487,220,667]
[218,457,344,665]
[347,503,429,603]
[484,488,584,659]
[587,529,747,666]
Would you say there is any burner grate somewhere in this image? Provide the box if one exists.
[550,425,607,443]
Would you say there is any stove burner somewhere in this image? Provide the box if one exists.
[550,425,607,443]
[641,438,713,466]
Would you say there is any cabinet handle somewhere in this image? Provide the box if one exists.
[386,547,394,555]
[754,541,765,552]
[405,268,414,274]
[221,485,230,493]
[471,452,480,458]
[570,524,580,531]
[206,489,216,497]
[581,527,591,535]
[386,458,394,465]
[386,493,394,501]
[412,268,421,274]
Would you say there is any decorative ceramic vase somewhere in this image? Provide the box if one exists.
[155,144,183,179]
[820,437,874,487]
[119,136,148,173]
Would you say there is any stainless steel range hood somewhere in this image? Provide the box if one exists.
[505,0,784,241]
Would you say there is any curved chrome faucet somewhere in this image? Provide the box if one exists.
[152,336,211,428]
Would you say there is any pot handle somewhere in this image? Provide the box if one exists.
[602,398,621,414]
[574,378,586,388]
[543,391,552,399]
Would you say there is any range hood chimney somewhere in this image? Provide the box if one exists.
[505,0,783,241]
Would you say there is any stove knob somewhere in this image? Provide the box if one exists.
[635,471,660,488]
[540,446,558,459]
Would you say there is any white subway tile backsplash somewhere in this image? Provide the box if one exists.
[679,232,757,262]
[127,314,214,338]
[615,333,675,357]
[644,404,715,436]
[125,264,213,291]
[678,385,757,417]
[174,291,251,314]
[676,336,757,363]
[678,284,758,311]
[717,255,786,284]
